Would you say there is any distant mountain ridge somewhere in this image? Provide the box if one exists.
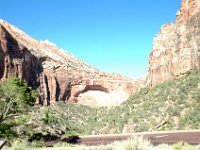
[0,19,144,106]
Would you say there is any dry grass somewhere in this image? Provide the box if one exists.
[5,136,196,150]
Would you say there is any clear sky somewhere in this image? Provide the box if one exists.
[1,0,181,79]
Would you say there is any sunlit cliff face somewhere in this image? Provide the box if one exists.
[0,19,144,106]
[147,0,200,87]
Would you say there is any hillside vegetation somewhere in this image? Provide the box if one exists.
[1,70,200,147]
[84,69,200,134]
[21,70,200,136]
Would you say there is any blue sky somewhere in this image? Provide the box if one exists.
[1,0,181,79]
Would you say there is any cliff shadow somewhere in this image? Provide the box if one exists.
[74,84,109,97]
[55,78,61,101]
[0,44,5,79]
[61,81,71,102]
[2,26,45,104]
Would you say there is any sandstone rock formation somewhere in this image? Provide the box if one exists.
[147,0,200,86]
[0,19,144,106]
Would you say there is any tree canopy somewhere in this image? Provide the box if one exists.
[0,77,36,124]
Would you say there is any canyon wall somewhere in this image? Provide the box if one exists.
[2,0,198,105]
[147,0,200,86]
[0,19,144,106]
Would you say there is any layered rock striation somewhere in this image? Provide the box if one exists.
[0,19,144,106]
[147,0,200,86]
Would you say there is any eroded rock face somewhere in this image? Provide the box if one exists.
[0,19,144,106]
[147,0,200,86]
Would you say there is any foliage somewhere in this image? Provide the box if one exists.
[0,77,36,124]
[0,77,36,140]
[53,141,75,147]
[14,69,200,137]
[3,69,200,148]
[2,139,44,150]
[173,141,199,150]
[5,137,200,150]
[87,69,200,134]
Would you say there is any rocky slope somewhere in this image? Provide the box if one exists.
[147,0,200,86]
[0,19,144,106]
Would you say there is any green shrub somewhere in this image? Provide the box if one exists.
[3,70,200,142]
[0,77,37,140]
[173,141,198,150]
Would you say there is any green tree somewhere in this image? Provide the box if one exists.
[0,77,36,124]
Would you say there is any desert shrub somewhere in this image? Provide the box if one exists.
[2,139,44,150]
[179,103,200,129]
[4,69,200,142]
[173,141,198,150]
[90,69,200,133]
[53,141,75,147]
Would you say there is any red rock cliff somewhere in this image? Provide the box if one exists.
[147,0,200,86]
[0,19,144,106]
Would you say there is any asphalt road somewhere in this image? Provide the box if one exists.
[46,131,200,147]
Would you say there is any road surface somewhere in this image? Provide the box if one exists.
[46,131,200,147]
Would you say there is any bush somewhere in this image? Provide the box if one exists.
[0,77,37,139]
[0,77,36,124]
[3,69,200,143]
